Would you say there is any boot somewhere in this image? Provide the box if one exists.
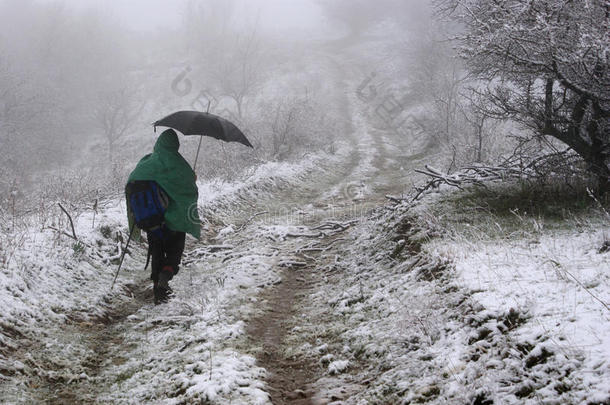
[154,266,174,305]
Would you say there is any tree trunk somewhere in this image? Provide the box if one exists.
[543,82,609,194]
[589,102,610,195]
[593,155,610,195]
[476,115,485,163]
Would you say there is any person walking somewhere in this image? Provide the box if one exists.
[125,129,200,304]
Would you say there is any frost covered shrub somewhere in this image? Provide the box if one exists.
[252,96,338,162]
[437,0,610,192]
[187,95,338,181]
[425,180,608,242]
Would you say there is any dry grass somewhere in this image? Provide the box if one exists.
[420,180,609,241]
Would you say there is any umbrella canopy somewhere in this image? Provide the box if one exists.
[153,110,253,148]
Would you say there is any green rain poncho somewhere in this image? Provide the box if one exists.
[126,129,200,239]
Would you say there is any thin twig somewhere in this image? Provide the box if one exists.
[285,232,324,238]
[278,260,308,268]
[46,226,77,241]
[238,211,269,231]
[385,195,405,203]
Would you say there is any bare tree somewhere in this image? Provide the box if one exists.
[269,101,300,160]
[183,0,266,118]
[401,22,468,149]
[212,29,266,119]
[0,58,48,192]
[255,96,331,161]
[93,86,145,161]
[317,0,398,39]
[436,0,610,192]
[459,88,506,164]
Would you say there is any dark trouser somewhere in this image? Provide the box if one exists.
[147,230,186,283]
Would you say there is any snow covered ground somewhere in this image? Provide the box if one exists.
[1,60,608,405]
[0,145,347,403]
[421,189,610,403]
[285,188,609,404]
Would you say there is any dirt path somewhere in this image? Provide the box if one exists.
[241,56,425,403]
[234,43,429,401]
[31,282,152,404]
[247,265,317,405]
[40,58,376,404]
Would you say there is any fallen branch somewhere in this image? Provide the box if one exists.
[324,237,348,249]
[297,247,325,253]
[182,244,235,265]
[312,221,346,231]
[313,220,358,231]
[179,338,207,353]
[296,237,348,255]
[188,245,234,256]
[412,164,509,201]
[103,253,122,264]
[58,203,78,240]
[285,232,325,239]
[385,195,405,204]
[207,245,234,252]
[238,211,269,231]
[411,149,586,202]
[47,226,78,240]
[278,260,308,268]
[297,253,317,262]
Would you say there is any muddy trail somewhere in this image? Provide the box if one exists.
[18,282,151,404]
[247,264,316,405]
[244,215,378,405]
[239,64,427,402]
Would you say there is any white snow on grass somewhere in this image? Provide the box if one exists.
[0,199,147,402]
[328,359,349,375]
[0,145,344,403]
[290,189,609,404]
[0,199,130,335]
[97,225,282,403]
[426,225,610,401]
[198,144,350,214]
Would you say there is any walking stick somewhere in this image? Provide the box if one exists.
[111,224,135,290]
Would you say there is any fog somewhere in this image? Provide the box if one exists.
[5,0,593,208]
[1,0,441,200]
[1,1,608,402]
[41,0,323,34]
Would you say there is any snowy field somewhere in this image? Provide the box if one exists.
[1,143,609,404]
[2,0,607,403]
[0,145,345,403]
[288,191,609,404]
[422,190,610,403]
[1,75,608,404]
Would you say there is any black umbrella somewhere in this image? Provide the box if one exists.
[154,110,253,169]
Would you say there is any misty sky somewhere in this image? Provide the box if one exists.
[45,0,322,34]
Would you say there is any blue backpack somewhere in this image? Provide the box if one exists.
[126,180,169,240]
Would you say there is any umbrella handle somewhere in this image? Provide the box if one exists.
[192,101,211,172]
[193,136,203,171]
